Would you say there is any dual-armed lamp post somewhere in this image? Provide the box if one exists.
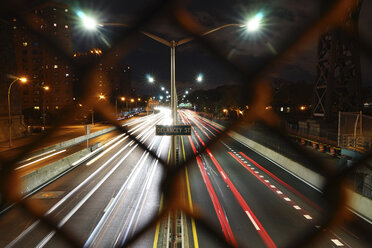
[79,11,263,165]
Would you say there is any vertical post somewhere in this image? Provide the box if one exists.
[170,41,177,167]
[8,83,13,148]
[115,98,118,117]
[7,79,18,148]
[42,90,46,131]
[360,110,363,135]
[353,112,360,151]
[91,110,94,125]
[338,111,341,147]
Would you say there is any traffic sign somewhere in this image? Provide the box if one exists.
[156,125,191,136]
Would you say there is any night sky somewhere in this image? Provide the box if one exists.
[60,0,372,95]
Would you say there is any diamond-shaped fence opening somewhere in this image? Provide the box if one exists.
[0,0,371,247]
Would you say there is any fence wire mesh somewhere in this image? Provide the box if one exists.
[0,0,371,247]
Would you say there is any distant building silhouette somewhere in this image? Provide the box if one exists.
[72,48,132,108]
[12,1,74,123]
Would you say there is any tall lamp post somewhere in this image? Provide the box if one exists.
[42,85,50,131]
[79,12,263,165]
[8,77,27,148]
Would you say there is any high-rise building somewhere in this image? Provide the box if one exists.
[12,1,73,123]
[0,19,25,141]
[72,49,132,107]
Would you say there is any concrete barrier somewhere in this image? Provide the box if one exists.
[30,126,116,157]
[199,116,372,223]
[21,148,91,194]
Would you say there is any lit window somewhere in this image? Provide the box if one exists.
[54,65,58,69]
[64,25,68,29]
[13,18,16,22]
[65,73,69,77]
[55,106,59,109]
[13,26,17,29]
[22,42,28,47]
[53,23,57,27]
[34,106,40,110]
[45,65,49,69]
[40,25,43,29]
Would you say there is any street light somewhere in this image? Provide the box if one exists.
[245,12,263,32]
[147,75,155,83]
[196,74,203,82]
[8,76,27,147]
[42,85,50,131]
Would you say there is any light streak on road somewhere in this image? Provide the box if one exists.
[15,149,67,170]
[19,149,57,163]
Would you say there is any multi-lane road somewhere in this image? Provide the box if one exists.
[0,109,369,247]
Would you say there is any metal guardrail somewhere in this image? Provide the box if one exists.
[1,0,372,247]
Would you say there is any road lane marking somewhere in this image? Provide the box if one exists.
[303,215,312,219]
[181,120,200,248]
[104,198,115,212]
[245,211,260,231]
[153,195,163,248]
[293,205,301,210]
[207,149,276,248]
[331,239,344,246]
[36,144,139,248]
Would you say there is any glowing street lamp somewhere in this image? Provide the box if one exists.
[42,85,50,130]
[245,12,263,32]
[77,11,98,30]
[99,94,105,100]
[147,75,155,83]
[196,74,203,82]
[8,76,27,147]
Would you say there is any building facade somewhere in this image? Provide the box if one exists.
[72,49,132,108]
[12,1,73,123]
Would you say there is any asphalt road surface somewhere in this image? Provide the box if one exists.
[0,109,369,247]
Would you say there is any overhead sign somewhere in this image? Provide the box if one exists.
[156,125,192,136]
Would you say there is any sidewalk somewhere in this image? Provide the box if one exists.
[0,124,111,159]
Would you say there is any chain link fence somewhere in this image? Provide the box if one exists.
[0,0,371,247]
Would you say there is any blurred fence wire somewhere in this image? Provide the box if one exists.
[0,0,371,247]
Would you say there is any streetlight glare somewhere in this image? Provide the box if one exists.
[99,94,105,100]
[43,86,50,91]
[161,87,165,91]
[246,12,263,32]
[197,74,203,82]
[147,75,154,83]
[19,77,27,83]
[78,11,98,30]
